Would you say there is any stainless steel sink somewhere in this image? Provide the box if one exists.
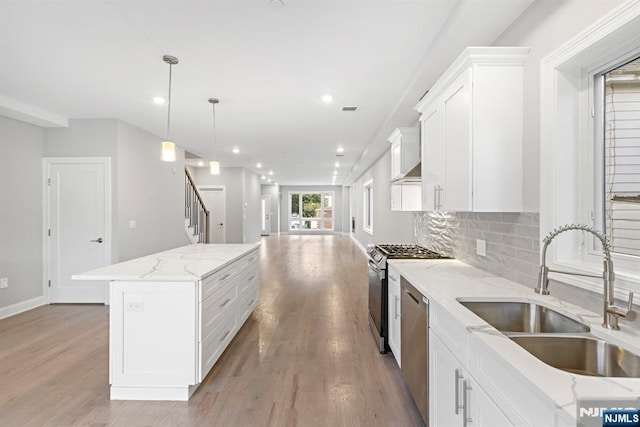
[511,335,640,378]
[459,300,590,333]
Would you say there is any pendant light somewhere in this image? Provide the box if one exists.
[209,97,220,175]
[161,55,179,162]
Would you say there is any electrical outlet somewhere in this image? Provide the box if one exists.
[476,239,487,257]
[129,220,137,229]
[125,302,144,312]
[0,277,8,289]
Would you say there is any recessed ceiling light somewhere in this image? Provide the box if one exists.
[333,170,338,175]
[232,147,239,154]
[261,175,266,180]
[153,96,165,105]
[337,147,344,153]
[267,178,272,183]
[198,161,204,167]
[268,170,274,176]
[335,161,340,168]
[256,163,262,168]
[321,94,333,103]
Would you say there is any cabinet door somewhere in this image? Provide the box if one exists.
[468,381,514,427]
[430,331,463,427]
[387,278,401,365]
[421,103,444,211]
[442,68,473,211]
[391,141,402,180]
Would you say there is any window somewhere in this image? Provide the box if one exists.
[540,3,640,296]
[597,57,640,258]
[289,192,333,231]
[363,179,373,235]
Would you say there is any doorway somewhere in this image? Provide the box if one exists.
[261,196,271,235]
[198,186,226,243]
[44,158,111,303]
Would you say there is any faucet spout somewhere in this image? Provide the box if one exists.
[535,223,632,330]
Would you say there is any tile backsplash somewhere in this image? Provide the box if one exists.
[414,211,540,288]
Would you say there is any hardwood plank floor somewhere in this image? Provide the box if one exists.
[0,234,422,426]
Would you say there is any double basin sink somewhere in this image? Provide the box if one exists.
[458,300,640,378]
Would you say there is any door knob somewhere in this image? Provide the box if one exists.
[218,223,223,226]
[90,238,104,243]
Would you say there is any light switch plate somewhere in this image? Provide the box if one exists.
[476,239,487,257]
[0,277,8,289]
[129,220,136,229]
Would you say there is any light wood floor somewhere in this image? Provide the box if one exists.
[0,234,422,427]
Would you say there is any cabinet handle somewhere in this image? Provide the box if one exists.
[219,273,231,281]
[219,330,230,343]
[248,257,255,262]
[219,298,231,308]
[395,295,399,319]
[248,299,255,307]
[390,275,397,282]
[248,275,255,281]
[433,185,438,210]
[454,369,464,415]
[463,379,473,427]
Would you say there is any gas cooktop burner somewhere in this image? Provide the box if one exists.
[374,244,451,259]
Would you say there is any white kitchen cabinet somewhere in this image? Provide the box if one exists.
[388,127,420,181]
[390,183,421,211]
[430,331,513,427]
[387,265,402,366]
[108,247,259,401]
[416,47,529,212]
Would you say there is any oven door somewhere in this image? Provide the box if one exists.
[367,258,387,353]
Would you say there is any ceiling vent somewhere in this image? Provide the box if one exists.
[341,106,358,112]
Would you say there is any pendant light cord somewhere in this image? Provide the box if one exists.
[166,63,173,141]
[212,100,216,159]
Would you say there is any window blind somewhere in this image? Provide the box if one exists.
[604,77,640,257]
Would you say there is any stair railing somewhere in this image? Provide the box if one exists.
[184,167,210,243]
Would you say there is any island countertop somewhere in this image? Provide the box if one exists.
[72,243,260,282]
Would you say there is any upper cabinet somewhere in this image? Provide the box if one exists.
[388,127,420,182]
[415,47,529,212]
[388,127,422,211]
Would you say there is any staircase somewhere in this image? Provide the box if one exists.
[184,168,209,244]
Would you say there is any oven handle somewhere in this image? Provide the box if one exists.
[368,260,383,274]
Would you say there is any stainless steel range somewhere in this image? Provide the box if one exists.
[366,244,450,353]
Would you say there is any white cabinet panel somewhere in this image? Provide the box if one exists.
[416,47,528,212]
[387,266,402,366]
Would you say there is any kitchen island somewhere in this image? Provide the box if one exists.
[73,243,260,401]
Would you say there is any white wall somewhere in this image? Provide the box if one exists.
[279,185,344,233]
[342,186,351,234]
[193,166,261,243]
[116,121,189,261]
[351,150,415,246]
[493,0,626,212]
[0,117,45,310]
[44,118,189,262]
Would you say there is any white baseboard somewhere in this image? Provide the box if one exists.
[0,296,46,320]
[350,233,368,255]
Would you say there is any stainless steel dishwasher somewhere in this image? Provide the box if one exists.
[401,277,428,426]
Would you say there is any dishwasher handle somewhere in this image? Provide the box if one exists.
[405,290,421,305]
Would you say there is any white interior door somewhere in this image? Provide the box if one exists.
[46,158,111,303]
[261,196,271,235]
[198,186,226,243]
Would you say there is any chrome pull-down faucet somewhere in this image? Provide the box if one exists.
[535,224,634,330]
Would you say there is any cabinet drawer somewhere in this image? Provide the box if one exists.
[200,262,238,301]
[388,265,401,293]
[237,266,259,295]
[238,283,259,324]
[430,302,467,364]
[199,310,238,382]
[200,280,238,341]
[237,249,259,271]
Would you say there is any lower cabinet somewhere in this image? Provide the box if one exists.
[430,331,513,427]
[109,248,259,401]
[387,266,402,366]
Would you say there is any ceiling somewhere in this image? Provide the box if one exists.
[0,0,534,186]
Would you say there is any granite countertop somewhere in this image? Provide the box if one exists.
[388,259,640,420]
[72,243,260,281]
